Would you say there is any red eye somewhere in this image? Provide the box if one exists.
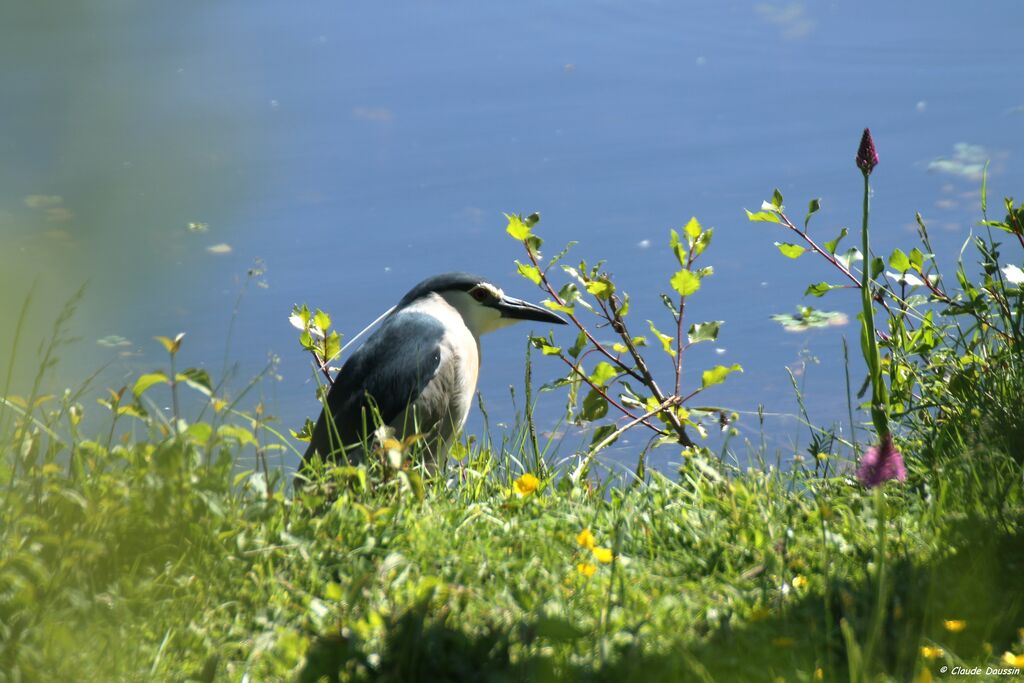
[471,288,488,302]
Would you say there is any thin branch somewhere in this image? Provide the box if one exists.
[606,297,694,447]
[570,396,681,482]
[557,355,665,435]
[524,243,644,382]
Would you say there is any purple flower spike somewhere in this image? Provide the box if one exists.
[856,433,906,488]
[856,128,879,175]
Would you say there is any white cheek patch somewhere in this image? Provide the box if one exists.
[489,315,518,332]
[469,302,508,335]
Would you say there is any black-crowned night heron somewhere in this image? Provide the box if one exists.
[304,272,567,466]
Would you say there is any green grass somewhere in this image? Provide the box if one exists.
[2,410,1022,681]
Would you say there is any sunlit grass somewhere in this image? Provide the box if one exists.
[2,354,1021,681]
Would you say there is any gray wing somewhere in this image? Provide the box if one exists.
[305,311,445,462]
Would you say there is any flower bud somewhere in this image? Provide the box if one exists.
[856,128,879,175]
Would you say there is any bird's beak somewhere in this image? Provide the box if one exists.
[495,295,568,325]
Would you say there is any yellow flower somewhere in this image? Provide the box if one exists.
[513,473,539,496]
[942,619,967,633]
[920,645,944,660]
[792,575,808,590]
[576,528,596,549]
[576,562,597,577]
[814,667,824,680]
[1003,651,1024,667]
[591,547,614,564]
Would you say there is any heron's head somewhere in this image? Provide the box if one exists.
[397,272,568,337]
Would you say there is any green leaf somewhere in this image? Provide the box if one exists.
[701,363,743,389]
[568,331,587,359]
[218,424,257,447]
[683,216,701,242]
[871,256,885,279]
[824,228,849,255]
[133,371,169,397]
[546,241,577,269]
[804,198,821,229]
[693,227,713,256]
[909,248,924,271]
[687,321,722,345]
[118,404,147,419]
[837,247,862,270]
[589,361,617,387]
[589,424,618,449]
[669,229,687,266]
[324,331,342,362]
[185,422,213,443]
[289,304,311,331]
[660,293,680,321]
[981,160,989,213]
[805,282,840,298]
[585,278,613,299]
[290,418,315,441]
[647,321,675,357]
[745,209,781,224]
[530,336,562,356]
[888,248,910,272]
[771,188,784,209]
[313,309,331,334]
[177,368,213,396]
[525,212,541,228]
[670,269,701,297]
[154,333,185,355]
[580,389,608,421]
[543,300,575,315]
[775,242,806,259]
[505,213,531,240]
[887,270,925,287]
[516,261,542,285]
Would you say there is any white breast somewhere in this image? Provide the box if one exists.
[400,294,480,454]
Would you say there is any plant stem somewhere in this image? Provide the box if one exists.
[170,352,180,437]
[861,172,889,438]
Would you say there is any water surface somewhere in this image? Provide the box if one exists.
[3,1,1022,471]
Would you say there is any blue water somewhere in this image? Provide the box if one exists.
[3,2,1022,471]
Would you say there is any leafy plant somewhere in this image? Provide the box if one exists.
[748,132,1024,475]
[506,212,740,480]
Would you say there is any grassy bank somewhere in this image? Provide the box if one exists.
[2,405,1022,681]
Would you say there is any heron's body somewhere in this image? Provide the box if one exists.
[303,273,564,467]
